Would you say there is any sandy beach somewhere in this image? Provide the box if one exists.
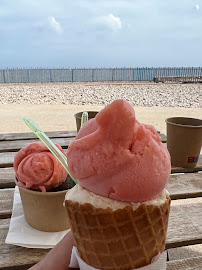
[0,82,201,134]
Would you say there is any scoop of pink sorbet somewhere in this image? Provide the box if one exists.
[14,142,68,192]
[67,99,171,203]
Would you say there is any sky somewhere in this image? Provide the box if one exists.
[0,0,201,68]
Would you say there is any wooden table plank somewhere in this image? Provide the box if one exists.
[0,132,167,152]
[167,172,202,200]
[1,168,202,200]
[0,130,77,141]
[0,147,69,168]
[0,153,201,172]
[0,131,167,143]
[2,171,202,217]
[0,189,14,219]
[0,137,73,152]
[0,152,16,168]
[166,197,202,249]
[1,189,202,250]
[0,136,167,152]
[0,139,172,170]
[0,224,202,270]
[0,168,15,188]
[167,256,202,270]
[0,219,49,270]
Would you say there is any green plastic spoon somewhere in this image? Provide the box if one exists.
[23,117,78,184]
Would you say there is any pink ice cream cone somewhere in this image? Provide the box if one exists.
[65,99,171,269]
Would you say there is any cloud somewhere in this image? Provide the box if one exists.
[97,14,122,31]
[195,4,200,11]
[48,16,62,34]
[127,23,132,29]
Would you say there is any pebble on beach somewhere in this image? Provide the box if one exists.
[0,82,201,108]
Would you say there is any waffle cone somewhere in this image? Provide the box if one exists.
[65,195,170,270]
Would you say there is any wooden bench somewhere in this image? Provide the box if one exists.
[153,76,202,83]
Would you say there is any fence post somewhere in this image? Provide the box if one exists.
[3,69,6,83]
[49,69,51,82]
[92,68,94,82]
[72,69,74,82]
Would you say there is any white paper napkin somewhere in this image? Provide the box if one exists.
[69,247,167,270]
[5,186,70,249]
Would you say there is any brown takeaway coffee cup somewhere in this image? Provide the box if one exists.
[74,111,99,132]
[165,117,202,168]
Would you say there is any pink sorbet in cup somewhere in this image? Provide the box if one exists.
[14,142,68,192]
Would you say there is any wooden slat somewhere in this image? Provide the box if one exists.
[0,152,16,168]
[166,197,202,249]
[0,131,163,140]
[0,130,77,141]
[0,135,168,168]
[0,148,70,168]
[1,172,202,214]
[0,200,201,269]
[0,219,10,245]
[168,243,202,262]
[1,189,202,250]
[1,168,202,200]
[0,131,165,142]
[1,151,200,171]
[0,188,14,219]
[167,173,202,200]
[171,155,202,173]
[0,136,167,152]
[0,168,15,188]
[167,256,202,270]
[0,219,49,270]
[0,137,73,152]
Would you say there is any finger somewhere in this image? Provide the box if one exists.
[29,231,75,270]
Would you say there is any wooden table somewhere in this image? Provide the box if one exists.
[0,131,202,269]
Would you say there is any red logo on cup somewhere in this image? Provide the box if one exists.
[187,156,199,163]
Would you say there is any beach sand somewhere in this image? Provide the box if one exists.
[0,103,201,135]
[0,81,201,134]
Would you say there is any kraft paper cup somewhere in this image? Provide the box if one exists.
[15,178,70,232]
[166,117,202,168]
[74,111,99,132]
